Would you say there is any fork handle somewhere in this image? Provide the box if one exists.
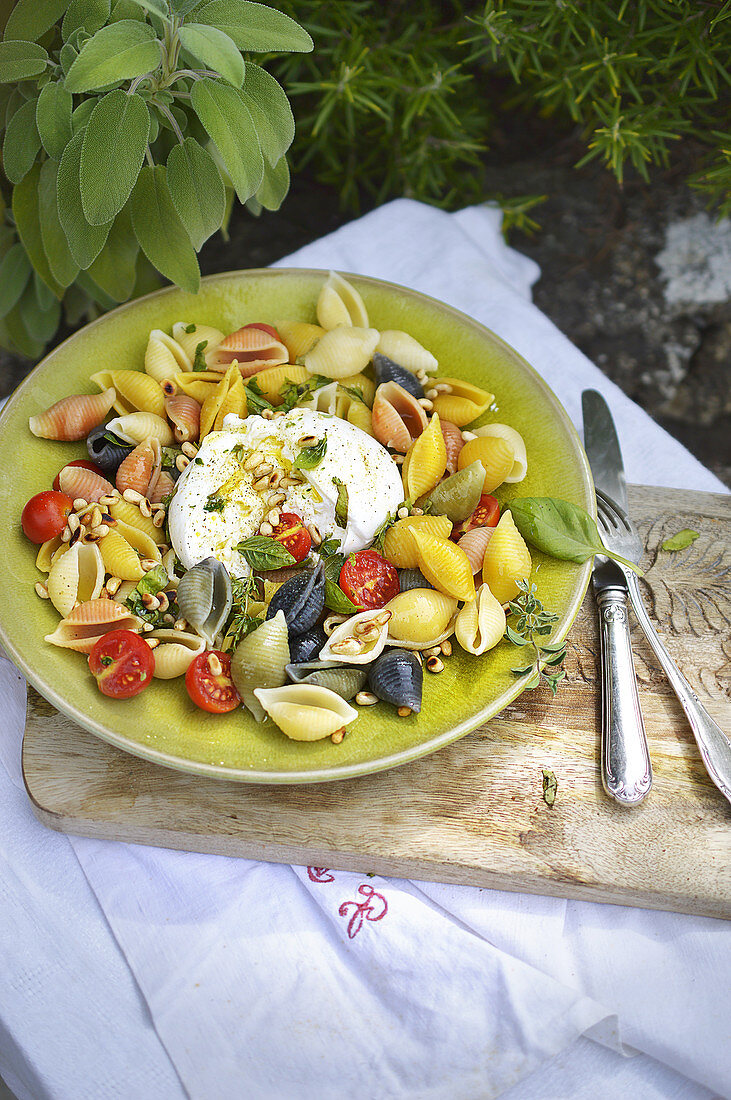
[596,584,652,805]
[623,569,731,805]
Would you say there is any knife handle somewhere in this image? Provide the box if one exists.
[596,584,652,806]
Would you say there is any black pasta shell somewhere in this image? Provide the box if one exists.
[289,624,328,663]
[368,649,423,713]
[266,561,326,635]
[397,568,433,592]
[87,423,133,475]
[372,352,424,399]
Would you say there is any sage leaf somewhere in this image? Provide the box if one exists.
[190,78,263,203]
[57,130,112,268]
[194,0,313,53]
[38,158,79,288]
[60,43,78,78]
[63,0,111,39]
[34,272,56,312]
[17,282,61,343]
[129,165,201,293]
[0,40,49,82]
[661,528,700,552]
[1,303,45,358]
[2,97,40,184]
[239,63,294,165]
[12,163,64,298]
[4,0,71,43]
[508,497,642,574]
[252,154,289,212]
[178,24,245,87]
[71,97,97,133]
[170,0,201,14]
[75,268,118,310]
[236,535,296,571]
[292,437,327,470]
[36,82,73,158]
[87,206,138,300]
[541,768,557,808]
[80,90,149,224]
[166,138,225,249]
[324,580,359,615]
[127,0,169,17]
[0,244,32,319]
[109,0,148,21]
[65,20,161,93]
[333,477,349,528]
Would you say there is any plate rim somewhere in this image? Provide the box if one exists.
[1,267,594,784]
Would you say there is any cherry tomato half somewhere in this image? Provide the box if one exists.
[88,630,155,699]
[185,651,241,714]
[21,490,74,544]
[52,459,104,492]
[243,322,281,342]
[452,494,500,539]
[270,512,312,562]
[339,549,400,611]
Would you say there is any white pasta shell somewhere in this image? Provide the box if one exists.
[150,630,206,678]
[376,331,438,374]
[304,325,379,380]
[145,330,191,382]
[316,271,369,329]
[253,683,358,741]
[473,424,528,482]
[230,611,290,722]
[46,541,105,618]
[105,412,174,446]
[455,584,506,656]
[299,380,339,415]
[171,322,224,365]
[319,608,391,664]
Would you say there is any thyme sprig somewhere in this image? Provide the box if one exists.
[221,573,263,653]
[505,578,567,696]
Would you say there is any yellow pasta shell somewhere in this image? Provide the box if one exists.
[432,378,494,427]
[406,413,447,499]
[46,541,105,617]
[382,515,452,569]
[338,372,376,406]
[108,498,159,542]
[274,320,324,360]
[171,322,224,364]
[36,536,63,573]
[409,526,475,602]
[455,584,506,655]
[385,589,458,645]
[99,529,145,582]
[304,325,379,379]
[144,330,191,382]
[481,509,532,605]
[253,364,310,403]
[91,369,165,417]
[200,365,240,440]
[114,520,161,560]
[345,400,373,436]
[316,271,369,329]
[458,436,515,493]
[172,372,221,404]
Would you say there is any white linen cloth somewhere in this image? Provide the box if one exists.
[1,200,728,1100]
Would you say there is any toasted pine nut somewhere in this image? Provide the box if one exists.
[252,476,269,491]
[261,408,274,420]
[392,454,404,465]
[418,398,434,411]
[69,527,83,546]
[425,389,438,400]
[259,521,273,536]
[330,638,364,656]
[267,508,280,526]
[424,645,441,657]
[123,489,145,504]
[157,592,169,613]
[254,463,273,478]
[426,655,444,673]
[67,513,80,534]
[397,506,409,519]
[244,451,264,470]
[355,691,379,706]
[397,706,413,717]
[145,637,160,649]
[181,441,198,458]
[92,523,110,538]
[175,454,190,473]
[139,498,152,518]
[99,493,118,507]
[161,379,176,397]
[34,582,49,599]
[411,507,424,516]
[280,475,303,487]
[142,622,154,632]
[141,592,160,610]
[267,472,281,489]
[152,510,166,528]
[73,498,88,511]
[308,524,322,547]
[105,576,122,596]
[163,613,175,625]
[208,653,223,677]
[440,639,452,657]
[298,434,318,447]
[434,383,453,394]
[267,492,286,507]
[331,727,345,744]
[174,617,188,632]
[60,525,72,543]
[141,558,159,572]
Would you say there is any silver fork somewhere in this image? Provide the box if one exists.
[595,488,731,806]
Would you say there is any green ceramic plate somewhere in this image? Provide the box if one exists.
[0,269,593,783]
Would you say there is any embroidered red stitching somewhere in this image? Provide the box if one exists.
[307,867,335,883]
[338,884,388,938]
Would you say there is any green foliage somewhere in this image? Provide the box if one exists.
[0,0,312,357]
[275,0,730,217]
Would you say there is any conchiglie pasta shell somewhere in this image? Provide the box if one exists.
[144,330,190,383]
[171,322,223,365]
[457,526,495,574]
[165,394,201,444]
[115,438,160,496]
[371,381,428,453]
[108,497,159,542]
[150,630,206,678]
[45,598,142,653]
[274,320,324,361]
[458,436,514,493]
[385,589,458,645]
[252,364,310,404]
[29,388,116,441]
[375,331,437,374]
[441,420,464,474]
[231,611,290,722]
[432,378,494,427]
[91,369,165,418]
[382,515,452,569]
[473,423,528,482]
[106,412,173,447]
[253,683,358,741]
[114,520,161,560]
[149,470,175,505]
[405,413,447,499]
[200,365,245,439]
[345,400,373,436]
[57,465,114,504]
[99,529,145,582]
[36,537,63,573]
[319,609,391,665]
[46,540,105,617]
[172,372,220,404]
[338,372,376,407]
[316,271,369,330]
[210,326,288,376]
[482,509,532,605]
[409,526,476,602]
[423,461,485,523]
[455,584,506,656]
[304,325,379,380]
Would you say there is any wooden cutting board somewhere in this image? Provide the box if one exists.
[22,485,731,919]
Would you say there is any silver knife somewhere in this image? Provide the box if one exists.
[582,390,652,806]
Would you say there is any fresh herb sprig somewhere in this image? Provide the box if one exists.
[204,494,225,514]
[506,578,567,696]
[279,375,332,411]
[316,538,359,612]
[125,565,177,627]
[244,377,275,415]
[221,574,262,653]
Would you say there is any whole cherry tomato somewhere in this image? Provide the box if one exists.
[52,459,104,492]
[270,512,312,562]
[339,549,400,611]
[88,630,155,699]
[185,650,241,713]
[452,494,500,539]
[243,322,281,341]
[21,490,74,543]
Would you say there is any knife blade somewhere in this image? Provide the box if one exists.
[581,389,652,806]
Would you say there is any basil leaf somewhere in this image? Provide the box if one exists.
[236,535,296,571]
[136,564,168,595]
[192,339,208,370]
[204,494,225,513]
[318,538,341,559]
[244,376,274,413]
[324,580,359,615]
[321,551,344,583]
[333,477,349,528]
[292,437,327,471]
[508,497,642,574]
[661,528,700,552]
[541,768,558,807]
